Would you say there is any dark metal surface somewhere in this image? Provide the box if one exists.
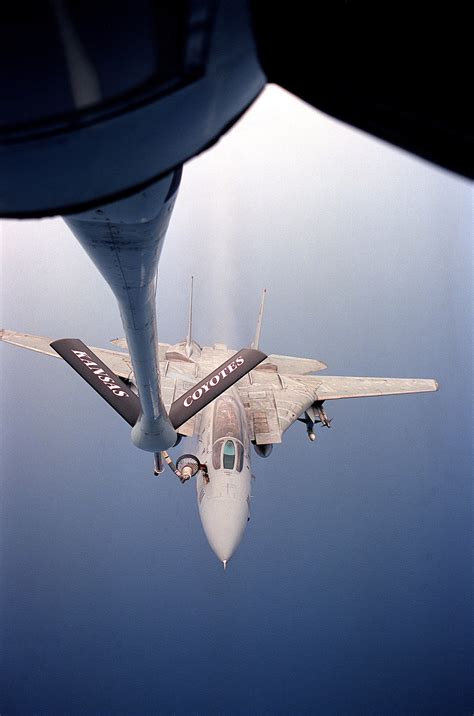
[50,338,141,426]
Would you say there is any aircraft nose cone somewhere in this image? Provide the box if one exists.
[200,497,248,565]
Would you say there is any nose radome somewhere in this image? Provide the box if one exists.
[200,497,248,565]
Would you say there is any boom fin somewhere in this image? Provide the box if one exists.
[51,339,141,426]
[251,288,266,350]
[51,338,267,432]
[169,347,267,427]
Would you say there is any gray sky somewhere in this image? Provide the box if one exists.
[1,86,472,715]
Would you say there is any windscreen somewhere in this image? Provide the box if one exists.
[212,439,244,472]
[211,395,245,471]
[223,440,236,469]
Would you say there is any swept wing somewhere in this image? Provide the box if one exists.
[305,375,438,400]
[237,374,438,444]
[1,330,133,377]
[1,330,437,445]
[0,330,202,435]
[1,330,267,438]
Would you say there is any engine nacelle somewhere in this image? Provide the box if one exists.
[253,442,273,458]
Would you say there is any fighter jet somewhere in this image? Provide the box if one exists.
[0,288,438,567]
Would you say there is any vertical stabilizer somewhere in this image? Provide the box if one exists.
[185,276,194,357]
[251,289,267,350]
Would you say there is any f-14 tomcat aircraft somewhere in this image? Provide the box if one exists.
[1,289,438,567]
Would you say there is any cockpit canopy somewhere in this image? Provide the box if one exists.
[212,438,244,472]
[213,394,243,440]
[223,440,235,469]
[211,394,245,472]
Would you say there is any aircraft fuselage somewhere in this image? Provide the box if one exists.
[195,388,252,566]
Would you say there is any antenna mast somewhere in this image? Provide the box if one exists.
[252,288,266,350]
[185,276,194,357]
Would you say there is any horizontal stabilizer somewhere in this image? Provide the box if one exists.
[260,354,327,374]
[51,339,141,426]
[169,348,267,428]
[110,337,172,364]
[109,337,129,350]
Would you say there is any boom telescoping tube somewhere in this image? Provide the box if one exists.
[63,169,182,453]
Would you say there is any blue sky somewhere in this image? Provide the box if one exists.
[1,86,472,715]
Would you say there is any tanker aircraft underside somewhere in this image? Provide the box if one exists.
[1,289,438,566]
